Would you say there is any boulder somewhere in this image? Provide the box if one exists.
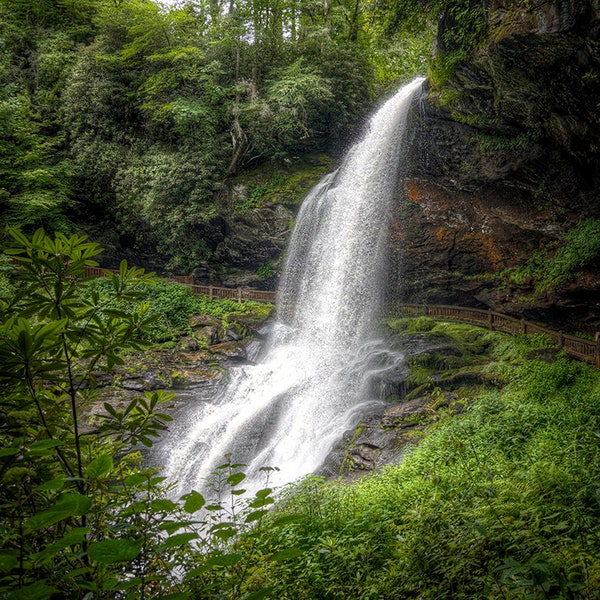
[188,314,221,330]
[121,371,165,391]
[178,336,199,352]
[194,326,220,346]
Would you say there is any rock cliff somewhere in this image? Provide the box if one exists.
[390,0,600,333]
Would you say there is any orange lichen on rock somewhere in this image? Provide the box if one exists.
[404,180,422,202]
[464,232,505,267]
[434,227,446,243]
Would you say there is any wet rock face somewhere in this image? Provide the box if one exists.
[390,0,600,332]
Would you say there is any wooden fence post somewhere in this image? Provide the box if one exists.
[237,288,242,304]
[521,317,527,334]
[488,310,493,331]
[558,330,564,347]
[209,285,213,299]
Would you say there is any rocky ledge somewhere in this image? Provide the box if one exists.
[321,318,512,480]
[84,313,269,425]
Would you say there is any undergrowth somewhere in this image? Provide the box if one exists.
[500,218,600,294]
[201,330,600,599]
[87,278,272,342]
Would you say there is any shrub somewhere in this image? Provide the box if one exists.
[0,229,280,599]
[87,277,272,342]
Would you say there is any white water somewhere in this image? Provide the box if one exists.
[163,78,424,495]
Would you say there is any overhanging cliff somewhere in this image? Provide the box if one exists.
[391,0,600,333]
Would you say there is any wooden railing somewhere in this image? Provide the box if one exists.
[83,266,276,303]
[190,284,276,303]
[83,266,598,366]
[398,304,599,368]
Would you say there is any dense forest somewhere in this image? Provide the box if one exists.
[0,0,436,272]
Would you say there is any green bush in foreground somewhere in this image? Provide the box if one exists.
[0,229,281,599]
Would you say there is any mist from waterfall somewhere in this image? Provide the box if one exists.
[162,77,424,495]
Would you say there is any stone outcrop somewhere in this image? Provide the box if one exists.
[390,0,600,333]
[191,155,333,289]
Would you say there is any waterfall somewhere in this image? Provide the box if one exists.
[162,77,424,495]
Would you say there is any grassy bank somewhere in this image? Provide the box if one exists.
[201,326,600,599]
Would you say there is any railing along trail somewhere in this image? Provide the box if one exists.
[83,266,276,303]
[399,304,599,368]
[84,267,598,368]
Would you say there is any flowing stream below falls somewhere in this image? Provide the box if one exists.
[158,77,425,497]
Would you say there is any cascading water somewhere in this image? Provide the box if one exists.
[162,77,424,495]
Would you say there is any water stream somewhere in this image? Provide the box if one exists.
[162,77,424,496]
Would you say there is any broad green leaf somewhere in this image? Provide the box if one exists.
[0,447,19,458]
[88,538,143,565]
[269,547,303,561]
[86,454,114,479]
[149,498,177,512]
[182,490,205,513]
[5,580,58,599]
[271,514,304,527]
[158,520,196,534]
[241,588,273,600]
[25,494,92,533]
[226,472,246,487]
[245,509,268,524]
[185,565,211,579]
[36,319,67,340]
[0,551,19,573]
[161,532,198,549]
[249,495,274,509]
[255,488,272,499]
[205,553,242,567]
[29,440,65,453]
[124,473,147,487]
[34,475,67,492]
[213,528,236,542]
[32,528,89,563]
[103,402,119,417]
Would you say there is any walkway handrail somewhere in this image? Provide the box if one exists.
[83,267,598,367]
[398,304,599,368]
[83,266,276,303]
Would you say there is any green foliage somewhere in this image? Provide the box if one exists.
[0,0,436,268]
[369,24,434,88]
[88,277,272,342]
[140,281,271,342]
[0,253,15,300]
[503,218,600,293]
[387,315,437,332]
[476,129,539,151]
[266,60,334,141]
[231,155,334,215]
[0,228,281,598]
[426,0,489,92]
[257,263,274,281]
[205,335,600,598]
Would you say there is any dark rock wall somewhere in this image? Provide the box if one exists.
[389,0,600,333]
